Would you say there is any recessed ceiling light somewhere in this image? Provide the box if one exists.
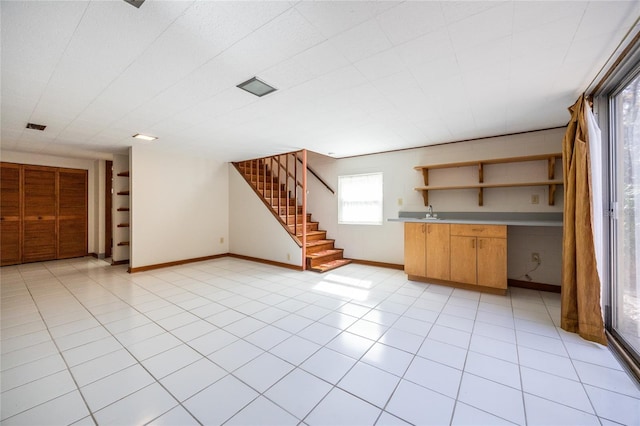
[26,122,46,131]
[123,0,145,8]
[132,133,157,141]
[237,77,277,97]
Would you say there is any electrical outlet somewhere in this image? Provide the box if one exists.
[219,237,224,244]
[531,194,539,204]
[287,253,291,261]
[531,252,540,263]
[397,198,403,206]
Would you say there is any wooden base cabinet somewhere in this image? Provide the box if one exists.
[405,222,507,294]
[404,223,426,277]
[477,237,507,289]
[404,223,450,281]
[450,224,507,290]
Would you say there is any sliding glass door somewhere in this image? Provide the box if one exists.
[611,69,640,361]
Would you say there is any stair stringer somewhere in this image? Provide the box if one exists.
[229,166,302,267]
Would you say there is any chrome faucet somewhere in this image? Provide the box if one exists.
[427,205,433,217]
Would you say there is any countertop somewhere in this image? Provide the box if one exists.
[388,212,563,227]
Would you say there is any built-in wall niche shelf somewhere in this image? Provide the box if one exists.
[414,153,563,206]
[117,207,129,212]
[117,171,130,177]
[117,190,130,196]
[117,223,130,228]
[117,241,130,246]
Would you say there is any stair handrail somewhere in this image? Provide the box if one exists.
[233,150,308,270]
[295,155,334,194]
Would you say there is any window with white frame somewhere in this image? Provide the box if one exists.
[338,172,383,225]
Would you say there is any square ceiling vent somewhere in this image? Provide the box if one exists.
[123,0,145,8]
[237,77,277,97]
[26,122,46,131]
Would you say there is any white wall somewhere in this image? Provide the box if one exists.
[130,145,229,268]
[306,128,565,285]
[0,150,104,255]
[229,166,303,267]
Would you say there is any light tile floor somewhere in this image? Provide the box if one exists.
[1,257,639,425]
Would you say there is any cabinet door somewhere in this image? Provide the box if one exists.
[426,223,450,280]
[477,237,507,289]
[58,169,87,258]
[1,163,21,265]
[450,235,477,285]
[23,167,57,262]
[404,223,426,276]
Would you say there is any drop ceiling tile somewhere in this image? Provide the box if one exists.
[441,1,504,24]
[354,49,406,81]
[575,1,640,41]
[377,2,446,45]
[418,74,467,106]
[260,58,316,91]
[456,38,511,73]
[408,55,460,85]
[447,3,514,51]
[287,41,351,80]
[225,8,325,74]
[0,1,87,85]
[295,1,381,38]
[330,19,393,63]
[172,2,253,53]
[513,1,586,33]
[395,30,454,67]
[157,89,255,134]
[511,18,579,59]
[220,1,293,35]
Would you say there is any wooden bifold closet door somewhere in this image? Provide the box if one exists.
[22,166,57,263]
[58,169,88,259]
[1,163,22,265]
[0,162,88,266]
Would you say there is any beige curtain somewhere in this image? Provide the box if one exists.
[561,94,606,345]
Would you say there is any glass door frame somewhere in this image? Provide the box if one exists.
[607,66,640,366]
[592,40,640,372]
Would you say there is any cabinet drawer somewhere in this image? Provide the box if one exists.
[450,224,506,238]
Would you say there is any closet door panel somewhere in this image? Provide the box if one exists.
[23,221,57,262]
[1,163,21,266]
[58,169,87,258]
[23,167,57,262]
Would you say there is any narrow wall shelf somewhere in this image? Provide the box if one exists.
[117,191,130,196]
[117,223,130,228]
[414,153,562,206]
[117,171,130,177]
[117,207,130,212]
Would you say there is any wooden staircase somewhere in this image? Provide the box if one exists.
[235,154,351,273]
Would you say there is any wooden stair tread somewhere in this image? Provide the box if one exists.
[297,230,326,238]
[310,259,352,273]
[306,249,342,258]
[306,239,334,247]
